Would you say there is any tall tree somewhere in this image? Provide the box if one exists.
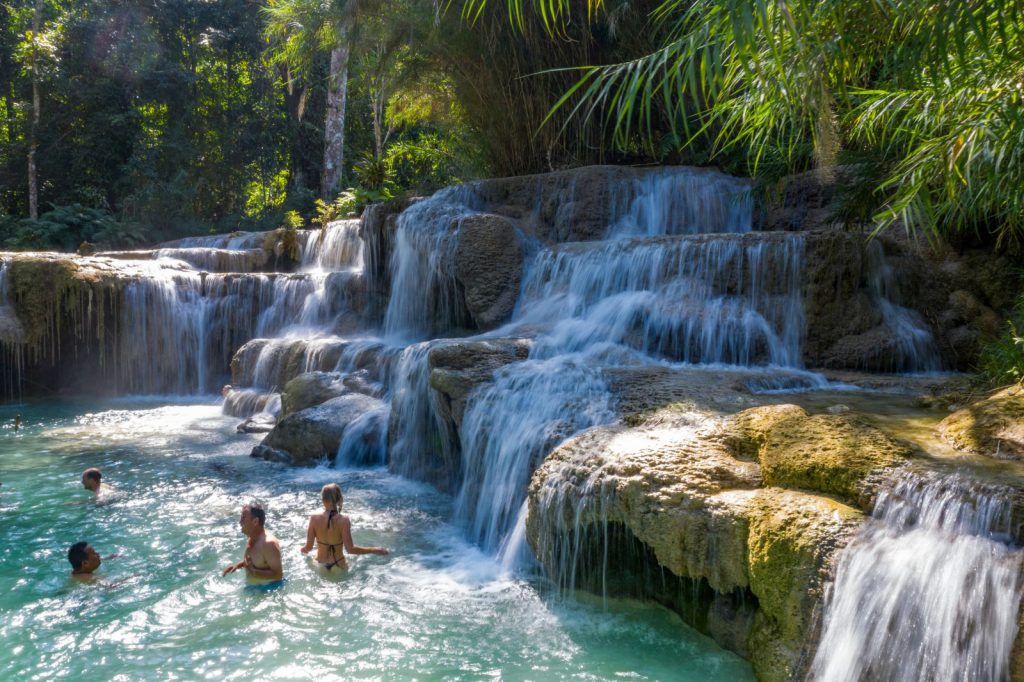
[265,0,358,199]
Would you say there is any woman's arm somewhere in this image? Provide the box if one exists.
[341,516,389,556]
[300,515,316,554]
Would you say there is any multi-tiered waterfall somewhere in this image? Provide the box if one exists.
[0,165,1017,681]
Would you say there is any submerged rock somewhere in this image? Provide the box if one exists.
[252,393,384,465]
[939,386,1024,459]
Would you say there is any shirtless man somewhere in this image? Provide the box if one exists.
[81,468,114,498]
[222,502,283,581]
[67,541,119,581]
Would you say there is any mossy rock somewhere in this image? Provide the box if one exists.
[720,404,808,460]
[758,411,911,509]
[939,386,1024,459]
[745,488,863,681]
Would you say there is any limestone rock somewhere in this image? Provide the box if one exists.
[754,410,911,509]
[428,338,531,428]
[252,393,384,466]
[939,386,1024,459]
[526,406,865,681]
[454,214,525,330]
[281,371,348,416]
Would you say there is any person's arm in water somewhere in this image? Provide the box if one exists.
[245,538,283,580]
[340,516,389,556]
[300,516,316,555]
[222,558,246,576]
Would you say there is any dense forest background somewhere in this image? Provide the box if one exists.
[0,0,668,248]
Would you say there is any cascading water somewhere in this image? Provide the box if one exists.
[809,472,1024,681]
[454,354,616,554]
[865,240,942,373]
[382,187,480,339]
[513,234,806,366]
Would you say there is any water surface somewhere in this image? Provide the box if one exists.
[0,400,753,681]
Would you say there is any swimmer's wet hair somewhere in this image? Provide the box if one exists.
[321,483,343,511]
[244,502,266,527]
[68,542,89,569]
[83,468,101,483]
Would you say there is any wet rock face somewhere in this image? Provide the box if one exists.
[427,338,532,429]
[939,386,1024,459]
[281,371,348,417]
[453,214,525,330]
[525,401,915,681]
[252,393,384,466]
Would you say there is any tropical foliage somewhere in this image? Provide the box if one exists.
[472,0,1024,244]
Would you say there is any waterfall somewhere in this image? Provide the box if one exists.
[810,472,1024,682]
[514,234,806,366]
[0,258,24,400]
[603,167,752,239]
[454,355,616,554]
[865,241,943,373]
[337,405,390,466]
[300,219,364,271]
[382,187,479,339]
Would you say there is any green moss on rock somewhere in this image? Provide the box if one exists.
[939,386,1024,459]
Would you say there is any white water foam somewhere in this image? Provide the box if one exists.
[810,472,1024,682]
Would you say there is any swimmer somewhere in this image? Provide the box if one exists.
[221,384,232,399]
[67,542,119,581]
[301,483,388,571]
[223,502,283,581]
[14,414,20,432]
[81,468,115,498]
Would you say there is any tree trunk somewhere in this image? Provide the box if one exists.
[321,37,350,200]
[27,0,41,219]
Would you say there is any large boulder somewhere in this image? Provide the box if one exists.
[251,393,384,465]
[281,371,348,416]
[428,337,532,429]
[454,215,525,330]
[526,404,867,682]
[939,386,1024,459]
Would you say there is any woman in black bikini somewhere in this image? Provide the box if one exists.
[300,483,389,571]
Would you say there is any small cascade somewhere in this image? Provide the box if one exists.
[0,258,24,400]
[810,472,1024,681]
[153,248,269,273]
[222,388,281,419]
[603,167,752,238]
[454,354,616,555]
[382,187,479,339]
[865,241,942,373]
[515,234,806,366]
[300,219,364,271]
[387,341,455,482]
[336,404,390,466]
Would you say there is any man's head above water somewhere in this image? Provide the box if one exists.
[81,468,102,493]
[67,542,101,575]
[240,502,267,538]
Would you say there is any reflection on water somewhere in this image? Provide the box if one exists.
[0,401,753,681]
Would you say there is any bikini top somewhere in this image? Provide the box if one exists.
[316,509,343,550]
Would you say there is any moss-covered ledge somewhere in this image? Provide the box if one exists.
[526,402,914,681]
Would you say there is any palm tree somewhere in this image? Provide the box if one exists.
[469,0,1024,243]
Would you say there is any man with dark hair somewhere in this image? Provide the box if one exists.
[222,502,283,581]
[67,542,118,581]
